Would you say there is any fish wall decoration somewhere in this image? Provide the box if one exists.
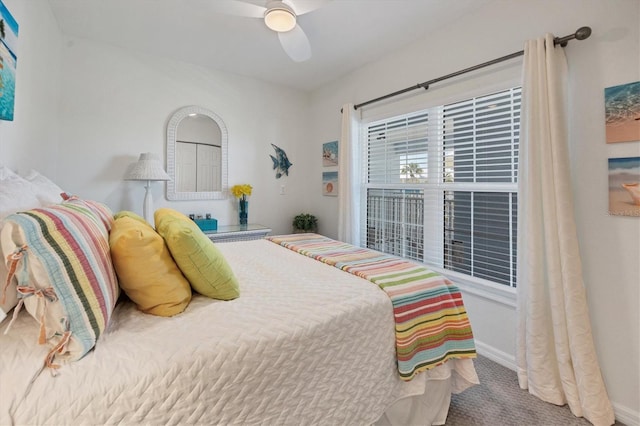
[270,143,292,179]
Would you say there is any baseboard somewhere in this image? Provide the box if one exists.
[474,340,517,371]
[475,340,639,426]
[612,402,639,426]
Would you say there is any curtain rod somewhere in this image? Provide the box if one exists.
[348,26,592,111]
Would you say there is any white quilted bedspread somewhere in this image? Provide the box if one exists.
[0,239,477,425]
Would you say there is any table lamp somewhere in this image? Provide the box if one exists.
[125,153,171,223]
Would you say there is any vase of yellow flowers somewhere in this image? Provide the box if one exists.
[231,184,252,226]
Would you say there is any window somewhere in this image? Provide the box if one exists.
[362,88,520,288]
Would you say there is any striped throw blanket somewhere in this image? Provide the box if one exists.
[267,233,476,381]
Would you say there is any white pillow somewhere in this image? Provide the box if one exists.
[21,169,65,205]
[0,166,41,218]
[0,165,13,180]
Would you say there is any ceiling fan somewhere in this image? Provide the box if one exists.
[216,0,331,62]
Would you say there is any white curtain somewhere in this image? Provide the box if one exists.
[338,103,361,244]
[516,34,615,426]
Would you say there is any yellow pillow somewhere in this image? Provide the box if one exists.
[113,210,149,225]
[155,208,240,300]
[110,215,192,316]
[155,208,191,222]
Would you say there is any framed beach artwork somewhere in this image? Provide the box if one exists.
[0,0,18,121]
[322,171,338,196]
[322,141,338,167]
[604,81,640,144]
[608,157,640,216]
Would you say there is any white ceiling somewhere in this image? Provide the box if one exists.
[47,0,491,92]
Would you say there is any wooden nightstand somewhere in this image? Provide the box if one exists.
[205,224,272,243]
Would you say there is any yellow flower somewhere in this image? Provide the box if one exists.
[231,184,253,198]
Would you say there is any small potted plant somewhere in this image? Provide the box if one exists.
[292,213,318,233]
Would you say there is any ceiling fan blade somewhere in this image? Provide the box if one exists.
[213,0,266,18]
[284,0,331,16]
[278,24,312,62]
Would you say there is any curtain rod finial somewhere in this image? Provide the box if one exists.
[575,26,592,40]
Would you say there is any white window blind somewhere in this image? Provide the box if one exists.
[362,87,520,287]
[366,112,429,185]
[442,89,520,184]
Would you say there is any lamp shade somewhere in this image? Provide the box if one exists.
[125,153,171,181]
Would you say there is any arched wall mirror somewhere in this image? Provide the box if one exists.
[166,105,228,201]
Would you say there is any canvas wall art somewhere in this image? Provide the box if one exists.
[0,0,18,121]
[322,171,338,196]
[608,156,640,216]
[322,141,338,167]
[604,81,640,143]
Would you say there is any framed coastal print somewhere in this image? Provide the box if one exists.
[0,0,18,121]
[322,171,338,196]
[605,81,640,143]
[322,141,338,167]
[608,157,640,216]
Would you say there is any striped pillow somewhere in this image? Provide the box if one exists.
[0,196,118,370]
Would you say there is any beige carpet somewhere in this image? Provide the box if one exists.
[446,355,624,426]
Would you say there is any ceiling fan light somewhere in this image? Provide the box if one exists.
[264,8,296,32]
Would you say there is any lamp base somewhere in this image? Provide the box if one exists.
[143,180,153,224]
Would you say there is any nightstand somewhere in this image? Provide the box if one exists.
[205,224,272,243]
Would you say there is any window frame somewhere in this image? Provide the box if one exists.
[359,84,520,305]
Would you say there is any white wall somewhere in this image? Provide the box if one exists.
[0,0,61,176]
[55,36,312,234]
[309,0,640,424]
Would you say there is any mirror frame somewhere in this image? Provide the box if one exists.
[166,105,228,201]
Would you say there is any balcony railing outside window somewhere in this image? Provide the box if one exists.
[366,189,424,261]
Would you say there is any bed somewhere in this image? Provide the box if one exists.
[0,167,479,425]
